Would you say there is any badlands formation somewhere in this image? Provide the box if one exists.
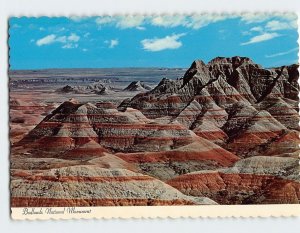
[124,81,152,92]
[10,56,300,207]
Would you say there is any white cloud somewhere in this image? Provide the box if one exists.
[241,32,280,45]
[240,12,298,26]
[12,24,21,29]
[93,14,298,31]
[105,39,119,48]
[241,26,263,36]
[92,13,298,32]
[265,20,297,31]
[187,14,234,29]
[56,36,67,43]
[241,31,251,36]
[68,33,80,42]
[218,29,229,40]
[82,48,88,52]
[69,16,87,22]
[271,12,298,23]
[96,16,145,29]
[84,32,90,38]
[151,15,188,27]
[150,14,234,29]
[241,15,297,42]
[36,33,80,48]
[97,15,225,29]
[95,16,115,25]
[279,12,297,21]
[240,13,271,24]
[136,26,146,30]
[110,39,119,48]
[240,15,297,46]
[36,34,57,46]
[141,33,186,52]
[265,48,298,58]
[57,27,66,32]
[116,16,145,29]
[62,43,78,49]
[250,26,263,32]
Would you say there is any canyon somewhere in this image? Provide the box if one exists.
[10,56,300,207]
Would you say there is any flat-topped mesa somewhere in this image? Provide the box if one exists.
[56,82,114,95]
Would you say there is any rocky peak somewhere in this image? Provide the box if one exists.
[96,86,113,95]
[158,77,173,85]
[190,60,207,70]
[68,98,80,104]
[50,99,82,116]
[182,60,209,81]
[286,64,299,82]
[124,81,152,92]
[58,85,74,93]
[209,56,256,68]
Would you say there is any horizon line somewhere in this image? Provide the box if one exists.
[9,66,190,71]
[9,61,299,71]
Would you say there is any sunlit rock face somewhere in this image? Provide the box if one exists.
[10,57,299,206]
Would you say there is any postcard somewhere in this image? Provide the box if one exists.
[9,13,300,219]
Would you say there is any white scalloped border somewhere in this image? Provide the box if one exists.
[10,204,300,220]
[8,12,300,219]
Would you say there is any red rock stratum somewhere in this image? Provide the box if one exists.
[10,56,299,206]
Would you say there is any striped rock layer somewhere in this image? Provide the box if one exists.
[167,157,300,204]
[120,57,299,157]
[11,166,216,207]
[10,56,300,206]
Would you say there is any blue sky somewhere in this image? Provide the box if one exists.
[9,14,298,70]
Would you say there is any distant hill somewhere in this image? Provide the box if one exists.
[124,81,152,92]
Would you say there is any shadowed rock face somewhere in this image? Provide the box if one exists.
[124,81,152,92]
[120,56,299,157]
[10,56,300,206]
[18,100,198,154]
[13,98,238,180]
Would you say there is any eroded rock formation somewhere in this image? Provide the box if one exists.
[120,56,299,157]
[10,56,300,206]
[124,81,152,92]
